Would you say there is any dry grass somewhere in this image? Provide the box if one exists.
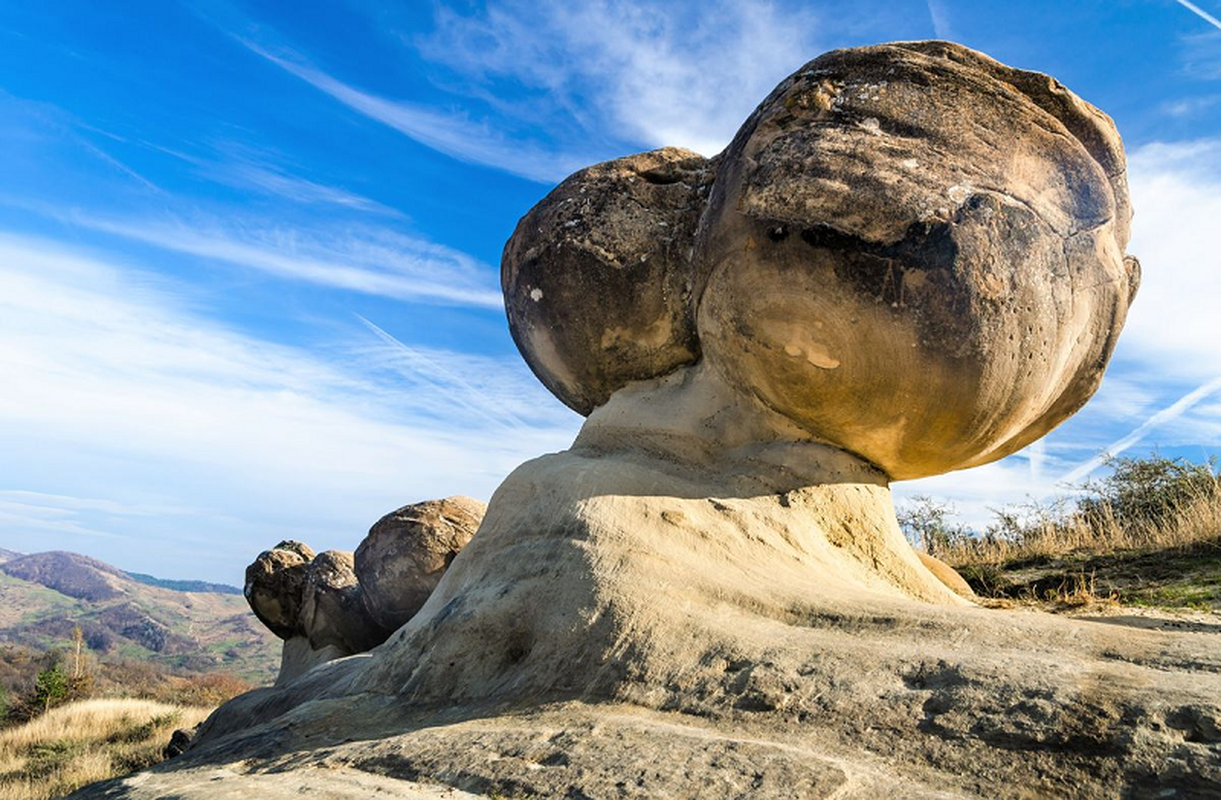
[0,698,212,799]
[902,458,1221,611]
[938,487,1221,569]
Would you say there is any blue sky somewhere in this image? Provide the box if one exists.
[1,0,1219,583]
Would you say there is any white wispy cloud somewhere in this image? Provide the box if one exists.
[140,139,404,216]
[0,90,164,194]
[355,317,533,433]
[419,0,822,158]
[0,233,577,580]
[1162,94,1221,118]
[234,38,590,183]
[1061,376,1221,483]
[1120,139,1221,380]
[60,209,504,309]
[217,161,400,215]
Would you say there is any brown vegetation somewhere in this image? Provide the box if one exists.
[900,455,1221,610]
[0,625,251,799]
[0,698,212,799]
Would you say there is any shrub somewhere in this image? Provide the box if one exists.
[1079,454,1218,529]
[32,665,67,715]
[168,672,250,708]
[897,496,973,557]
[901,453,1221,571]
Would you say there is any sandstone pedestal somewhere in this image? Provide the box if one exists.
[74,42,1221,800]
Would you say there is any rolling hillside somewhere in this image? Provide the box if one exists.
[0,552,278,684]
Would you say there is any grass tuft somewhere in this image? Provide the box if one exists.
[0,698,211,799]
[901,455,1221,612]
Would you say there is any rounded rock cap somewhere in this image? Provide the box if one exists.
[502,147,714,414]
[694,41,1138,478]
[355,496,486,631]
[500,41,1139,482]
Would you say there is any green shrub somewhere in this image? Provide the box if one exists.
[1078,454,1218,528]
[33,664,68,714]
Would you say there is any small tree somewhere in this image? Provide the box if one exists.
[897,496,972,556]
[66,625,94,700]
[0,684,9,725]
[1079,455,1218,528]
[33,662,68,713]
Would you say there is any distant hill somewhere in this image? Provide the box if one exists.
[0,551,277,684]
[0,548,22,563]
[125,573,243,595]
[2,552,130,602]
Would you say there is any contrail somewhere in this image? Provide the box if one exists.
[1028,438,1046,483]
[926,0,954,39]
[1175,0,1221,31]
[355,314,532,434]
[1061,374,1221,484]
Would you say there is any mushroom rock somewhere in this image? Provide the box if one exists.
[355,496,486,632]
[105,43,1221,800]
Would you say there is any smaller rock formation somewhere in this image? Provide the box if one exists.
[915,552,975,599]
[243,498,486,685]
[356,496,487,631]
[162,727,195,760]
[299,550,387,654]
[243,541,314,639]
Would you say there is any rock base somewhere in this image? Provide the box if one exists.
[76,433,1221,798]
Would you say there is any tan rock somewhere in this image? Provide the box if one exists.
[694,41,1139,480]
[355,496,486,632]
[299,550,388,654]
[242,541,315,640]
[91,43,1219,800]
[916,551,975,599]
[502,147,714,414]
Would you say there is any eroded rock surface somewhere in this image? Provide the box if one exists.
[503,147,715,414]
[243,541,315,639]
[78,42,1219,800]
[356,496,487,631]
[242,498,487,683]
[298,550,388,654]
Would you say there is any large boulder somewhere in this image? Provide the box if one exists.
[693,41,1139,479]
[243,541,315,640]
[355,496,487,632]
[502,147,714,414]
[502,41,1138,482]
[298,550,389,654]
